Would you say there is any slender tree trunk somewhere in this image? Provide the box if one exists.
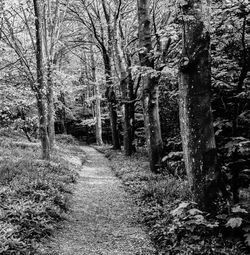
[47,60,55,149]
[114,21,134,155]
[59,91,67,134]
[33,0,50,160]
[121,75,134,156]
[90,37,103,146]
[109,98,120,149]
[124,68,136,155]
[137,0,163,172]
[100,0,120,150]
[95,82,103,145]
[107,81,120,150]
[179,0,218,211]
[103,49,120,150]
[127,57,137,150]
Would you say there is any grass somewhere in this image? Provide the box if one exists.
[98,146,249,255]
[0,130,80,254]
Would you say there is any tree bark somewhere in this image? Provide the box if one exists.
[90,38,103,146]
[47,60,55,149]
[95,82,103,146]
[114,16,134,155]
[33,0,50,160]
[121,75,134,156]
[101,0,120,150]
[103,49,120,149]
[137,0,163,172]
[179,0,218,211]
[59,91,67,134]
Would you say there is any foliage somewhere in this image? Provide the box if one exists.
[0,130,78,254]
[0,0,249,252]
[102,147,250,254]
[55,134,78,145]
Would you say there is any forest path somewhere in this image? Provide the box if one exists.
[47,146,156,255]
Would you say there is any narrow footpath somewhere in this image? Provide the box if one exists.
[47,146,156,255]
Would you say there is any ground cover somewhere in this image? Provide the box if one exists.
[96,146,250,255]
[0,129,79,254]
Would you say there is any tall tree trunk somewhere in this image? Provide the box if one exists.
[137,0,163,172]
[90,37,103,146]
[101,49,120,149]
[124,67,136,155]
[114,18,134,155]
[179,0,218,211]
[33,0,50,160]
[47,60,55,149]
[103,51,120,149]
[101,0,120,150]
[127,56,137,149]
[95,82,103,146]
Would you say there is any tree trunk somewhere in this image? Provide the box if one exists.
[127,57,137,150]
[90,39,103,146]
[95,82,103,146]
[121,75,134,156]
[109,97,120,149]
[47,61,55,149]
[148,77,162,171]
[59,91,67,134]
[114,20,134,155]
[103,48,120,150]
[33,0,50,160]
[100,0,120,150]
[137,0,163,172]
[179,0,218,211]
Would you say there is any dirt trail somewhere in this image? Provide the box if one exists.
[47,146,156,255]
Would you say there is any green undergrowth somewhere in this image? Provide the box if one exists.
[97,147,249,255]
[0,130,80,254]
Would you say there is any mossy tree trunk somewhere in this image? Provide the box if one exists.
[179,0,219,211]
[137,0,163,172]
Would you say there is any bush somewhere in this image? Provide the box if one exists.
[55,134,78,145]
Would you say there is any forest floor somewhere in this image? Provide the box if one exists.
[46,146,156,255]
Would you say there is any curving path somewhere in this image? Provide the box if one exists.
[47,146,156,255]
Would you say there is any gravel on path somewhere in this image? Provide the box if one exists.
[47,146,156,255]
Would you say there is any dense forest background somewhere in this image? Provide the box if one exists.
[0,0,249,254]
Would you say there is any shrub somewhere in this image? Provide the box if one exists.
[55,134,78,145]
